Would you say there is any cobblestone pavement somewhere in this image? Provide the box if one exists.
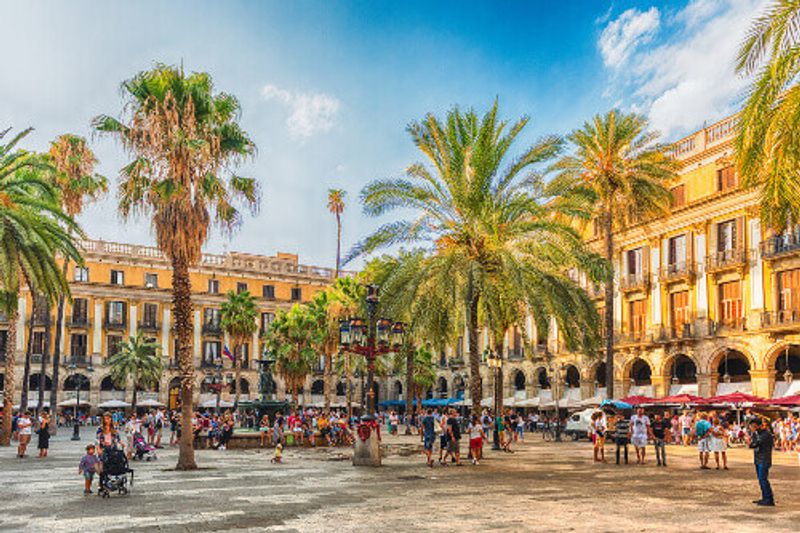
[1,431,799,532]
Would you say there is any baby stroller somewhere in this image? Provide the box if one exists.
[98,445,134,498]
[132,432,158,461]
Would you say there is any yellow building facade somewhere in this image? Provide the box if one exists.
[1,239,338,410]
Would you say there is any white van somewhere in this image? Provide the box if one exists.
[564,408,597,441]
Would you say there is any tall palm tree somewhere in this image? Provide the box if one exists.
[327,189,346,278]
[47,134,107,420]
[106,333,162,411]
[347,102,605,415]
[0,129,83,446]
[549,110,678,398]
[736,1,800,230]
[264,305,320,406]
[220,290,258,407]
[93,64,259,470]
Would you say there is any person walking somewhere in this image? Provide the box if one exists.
[710,416,729,470]
[446,408,462,466]
[468,414,485,465]
[694,413,712,470]
[651,412,669,467]
[37,409,51,458]
[630,407,651,465]
[420,408,436,467]
[16,411,33,458]
[613,411,631,465]
[680,410,693,446]
[591,411,607,463]
[747,418,775,506]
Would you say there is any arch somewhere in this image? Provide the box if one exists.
[335,381,346,396]
[437,376,448,397]
[452,374,466,394]
[513,370,526,391]
[536,367,550,389]
[715,349,751,383]
[310,379,325,395]
[773,345,800,381]
[63,373,90,391]
[594,362,607,388]
[100,376,124,392]
[629,359,652,386]
[664,354,698,384]
[228,378,250,395]
[29,373,52,391]
[706,344,757,374]
[393,380,403,399]
[564,365,580,388]
[200,375,216,394]
[167,377,181,411]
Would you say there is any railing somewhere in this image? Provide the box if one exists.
[620,272,650,292]
[761,310,800,328]
[710,317,746,334]
[69,317,89,328]
[507,347,525,360]
[30,354,50,364]
[202,323,222,336]
[99,390,126,401]
[667,115,737,160]
[104,319,127,330]
[660,261,696,283]
[614,330,650,345]
[200,359,219,369]
[761,233,800,259]
[657,322,696,341]
[66,355,90,367]
[138,321,160,332]
[706,248,747,272]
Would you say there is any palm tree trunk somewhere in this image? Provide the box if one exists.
[345,351,352,422]
[20,293,36,412]
[49,258,70,434]
[335,213,341,279]
[323,348,332,411]
[494,338,504,417]
[37,305,51,415]
[132,381,138,412]
[404,344,413,429]
[604,207,615,399]
[234,343,242,407]
[1,310,19,446]
[467,289,482,417]
[172,256,197,470]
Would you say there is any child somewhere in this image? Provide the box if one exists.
[271,443,283,464]
[78,444,100,494]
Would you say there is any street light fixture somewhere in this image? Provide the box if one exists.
[485,348,502,450]
[69,362,93,441]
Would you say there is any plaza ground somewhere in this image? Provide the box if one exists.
[1,431,799,532]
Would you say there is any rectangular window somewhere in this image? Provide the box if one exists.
[291,287,302,301]
[667,235,687,267]
[236,282,248,294]
[144,273,158,288]
[670,291,690,332]
[208,279,220,294]
[241,343,250,367]
[74,266,89,282]
[107,301,126,325]
[629,300,647,336]
[777,269,800,320]
[107,335,123,357]
[260,312,275,331]
[32,331,46,355]
[70,333,87,358]
[262,284,275,299]
[204,308,221,326]
[142,303,158,326]
[0,331,7,357]
[203,341,221,364]
[718,281,743,326]
[592,218,602,238]
[110,270,125,285]
[671,184,686,208]
[71,298,88,323]
[717,220,736,252]
[717,165,738,192]
[456,336,464,358]
[32,296,49,323]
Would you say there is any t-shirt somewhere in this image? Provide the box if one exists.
[447,416,461,440]
[421,415,435,437]
[680,415,693,431]
[468,423,483,439]
[630,415,650,438]
[651,419,669,439]
[18,417,32,436]
[614,418,631,440]
[695,419,711,438]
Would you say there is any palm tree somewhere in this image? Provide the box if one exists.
[347,102,605,415]
[736,1,800,231]
[93,64,259,470]
[220,290,258,407]
[264,305,320,406]
[327,189,346,278]
[549,110,678,398]
[0,129,83,446]
[47,134,107,420]
[106,333,162,411]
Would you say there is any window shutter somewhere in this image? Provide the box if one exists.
[735,216,745,250]
[643,245,650,276]
[709,223,718,260]
[686,231,694,265]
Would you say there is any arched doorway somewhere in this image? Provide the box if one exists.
[667,354,698,395]
[594,362,607,391]
[537,368,550,389]
[565,365,580,388]
[393,380,403,400]
[716,349,751,394]
[29,373,52,392]
[453,375,465,399]
[513,371,526,391]
[335,381,346,397]
[774,345,800,397]
[168,377,181,410]
[437,376,448,398]
[628,359,653,396]
[63,374,90,391]
[310,379,324,395]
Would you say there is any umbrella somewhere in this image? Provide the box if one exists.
[199,399,234,408]
[517,397,541,408]
[768,394,800,407]
[618,395,654,406]
[700,392,767,405]
[57,398,91,407]
[137,399,165,407]
[600,399,633,410]
[651,394,703,405]
[98,399,131,409]
[12,400,50,410]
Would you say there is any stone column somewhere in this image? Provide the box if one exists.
[92,299,104,357]
[193,309,202,365]
[748,218,764,327]
[749,369,773,398]
[651,241,662,326]
[161,308,171,359]
[697,372,714,398]
[251,316,260,364]
[129,301,138,338]
[579,367,593,400]
[16,296,26,351]
[651,375,668,398]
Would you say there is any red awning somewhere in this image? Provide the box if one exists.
[619,395,654,406]
[768,394,800,406]
[651,394,703,405]
[699,392,767,405]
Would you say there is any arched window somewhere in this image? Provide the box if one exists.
[717,350,750,383]
[594,362,607,388]
[537,368,550,389]
[630,359,652,386]
[335,382,346,396]
[29,373,53,391]
[513,371,526,391]
[100,376,124,391]
[63,374,90,391]
[668,354,697,384]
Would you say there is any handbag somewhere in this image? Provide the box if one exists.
[434,420,442,434]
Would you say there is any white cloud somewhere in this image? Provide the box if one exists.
[598,7,660,69]
[261,84,340,140]
[598,0,768,137]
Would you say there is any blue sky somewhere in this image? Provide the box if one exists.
[0,0,766,268]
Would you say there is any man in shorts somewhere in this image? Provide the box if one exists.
[446,408,462,466]
[420,408,436,467]
[614,411,631,465]
[630,407,651,464]
[680,411,694,446]
[651,412,669,466]
[16,411,33,458]
[694,413,712,469]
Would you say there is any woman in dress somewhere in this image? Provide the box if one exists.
[37,410,51,458]
[591,411,606,462]
[96,413,120,453]
[709,416,728,470]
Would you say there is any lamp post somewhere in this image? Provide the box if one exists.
[486,349,502,450]
[69,363,93,441]
[551,363,564,442]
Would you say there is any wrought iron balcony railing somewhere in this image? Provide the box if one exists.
[706,248,747,272]
[660,261,696,283]
[620,272,650,293]
[761,233,800,260]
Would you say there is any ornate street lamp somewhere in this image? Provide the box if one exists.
[722,351,731,384]
[69,363,94,441]
[784,347,794,384]
[485,348,502,450]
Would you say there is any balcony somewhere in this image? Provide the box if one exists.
[138,321,160,333]
[202,323,222,336]
[761,233,800,260]
[507,347,525,360]
[761,310,800,330]
[708,317,746,335]
[200,359,219,369]
[656,322,697,343]
[66,355,90,367]
[614,330,651,346]
[104,319,127,331]
[706,248,747,273]
[68,317,89,329]
[660,261,696,284]
[30,354,50,365]
[620,272,650,293]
